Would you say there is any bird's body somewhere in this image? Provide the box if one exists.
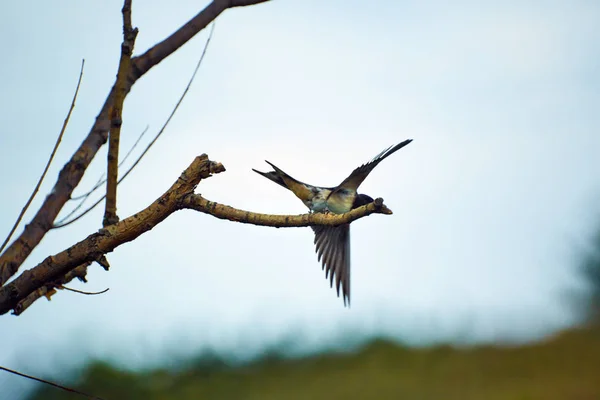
[253,139,413,306]
[254,162,334,212]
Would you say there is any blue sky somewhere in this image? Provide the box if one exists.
[1,0,599,397]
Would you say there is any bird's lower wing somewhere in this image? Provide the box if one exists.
[312,224,351,306]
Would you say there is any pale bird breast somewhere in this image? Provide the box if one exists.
[327,191,356,214]
[307,189,331,212]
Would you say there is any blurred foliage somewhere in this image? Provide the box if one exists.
[581,226,600,322]
[26,326,600,400]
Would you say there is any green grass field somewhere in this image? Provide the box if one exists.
[28,326,600,400]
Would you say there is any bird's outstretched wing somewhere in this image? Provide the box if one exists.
[334,139,413,193]
[312,224,351,306]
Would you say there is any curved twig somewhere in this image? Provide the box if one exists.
[0,59,84,254]
[58,285,110,296]
[70,125,149,202]
[13,263,91,315]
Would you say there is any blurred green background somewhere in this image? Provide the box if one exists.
[22,225,600,400]
[24,226,600,400]
[25,326,600,400]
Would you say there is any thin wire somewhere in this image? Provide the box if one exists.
[0,365,104,400]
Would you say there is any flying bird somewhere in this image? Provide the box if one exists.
[253,139,413,306]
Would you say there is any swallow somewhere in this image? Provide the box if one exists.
[253,139,413,306]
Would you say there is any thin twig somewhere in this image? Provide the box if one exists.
[58,285,109,295]
[71,125,149,201]
[53,197,105,229]
[13,263,91,315]
[54,24,216,229]
[0,365,104,400]
[56,125,149,225]
[104,0,138,227]
[0,59,85,254]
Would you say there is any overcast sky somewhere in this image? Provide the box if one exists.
[1,0,599,397]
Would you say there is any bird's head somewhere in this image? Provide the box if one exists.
[352,193,374,209]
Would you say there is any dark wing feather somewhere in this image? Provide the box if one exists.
[334,139,413,193]
[312,224,351,306]
[253,161,335,204]
[251,169,288,190]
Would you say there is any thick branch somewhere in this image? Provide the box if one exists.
[0,0,270,286]
[0,155,223,314]
[104,0,138,226]
[129,0,269,80]
[0,154,391,315]
[13,263,90,316]
[181,195,392,227]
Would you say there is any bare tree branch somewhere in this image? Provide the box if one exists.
[232,0,271,5]
[104,0,138,226]
[182,195,393,227]
[54,24,216,229]
[1,155,223,315]
[0,59,85,255]
[0,0,270,286]
[0,365,104,400]
[13,260,108,316]
[0,154,392,315]
[69,125,149,202]
[121,22,217,185]
[129,0,267,81]
[54,125,150,229]
[13,263,91,315]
